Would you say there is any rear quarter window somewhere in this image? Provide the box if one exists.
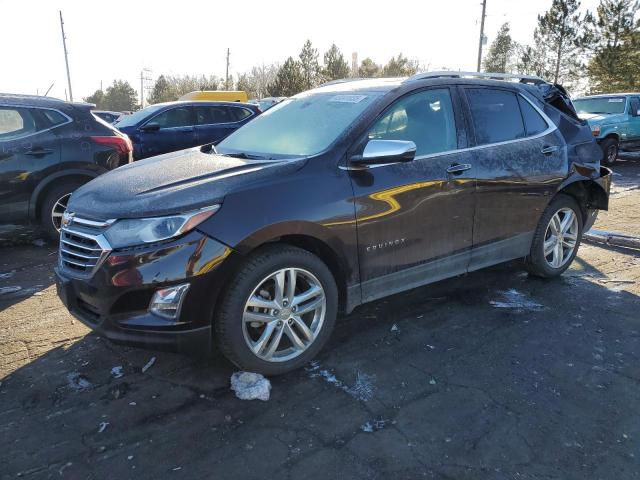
[518,96,548,136]
[466,88,525,145]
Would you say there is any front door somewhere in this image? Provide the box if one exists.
[348,88,476,303]
[461,87,566,271]
[0,106,61,222]
[139,106,196,157]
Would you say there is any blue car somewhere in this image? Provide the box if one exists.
[115,101,260,160]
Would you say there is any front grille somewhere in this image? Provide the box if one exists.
[59,215,113,278]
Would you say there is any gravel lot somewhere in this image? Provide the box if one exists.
[1,161,639,480]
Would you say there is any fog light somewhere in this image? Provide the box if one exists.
[149,284,190,320]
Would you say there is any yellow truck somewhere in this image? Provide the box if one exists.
[179,91,248,102]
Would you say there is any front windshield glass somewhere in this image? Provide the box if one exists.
[217,91,383,157]
[574,97,626,115]
[115,105,164,127]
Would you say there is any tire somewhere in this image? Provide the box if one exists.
[526,194,583,278]
[600,137,619,166]
[39,180,85,242]
[214,245,338,375]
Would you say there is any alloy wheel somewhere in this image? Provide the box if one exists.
[51,193,71,232]
[607,144,618,164]
[242,267,326,362]
[543,207,579,269]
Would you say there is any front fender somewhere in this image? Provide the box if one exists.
[29,169,103,219]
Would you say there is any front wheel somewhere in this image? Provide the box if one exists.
[526,194,583,278]
[214,245,338,375]
[39,180,85,242]
[600,137,619,166]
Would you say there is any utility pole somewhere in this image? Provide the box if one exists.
[225,48,230,90]
[59,11,73,102]
[476,0,487,72]
[140,68,152,109]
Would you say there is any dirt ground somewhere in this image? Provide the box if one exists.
[1,160,639,479]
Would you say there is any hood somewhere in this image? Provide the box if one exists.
[67,147,303,220]
[578,112,626,123]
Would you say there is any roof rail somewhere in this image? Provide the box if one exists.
[405,71,547,85]
[318,78,365,88]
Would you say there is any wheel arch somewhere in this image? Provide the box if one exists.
[29,170,98,220]
[554,177,609,223]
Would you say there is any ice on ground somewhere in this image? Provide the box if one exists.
[0,271,14,280]
[110,366,124,378]
[306,361,375,402]
[0,286,21,295]
[390,324,399,332]
[98,422,109,433]
[230,372,271,401]
[67,372,92,391]
[141,357,156,373]
[490,289,544,311]
[32,239,46,247]
[361,419,388,433]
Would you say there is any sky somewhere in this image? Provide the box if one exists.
[0,0,601,102]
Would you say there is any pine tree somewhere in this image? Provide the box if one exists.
[323,44,350,81]
[268,57,305,97]
[299,40,322,90]
[483,23,517,73]
[536,0,586,85]
[147,75,174,105]
[103,80,138,111]
[584,0,640,92]
[358,58,381,78]
[84,90,105,109]
[382,53,418,77]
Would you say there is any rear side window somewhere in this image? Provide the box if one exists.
[630,97,640,116]
[518,96,548,136]
[195,106,235,124]
[368,88,457,156]
[0,107,37,140]
[40,109,68,127]
[230,107,252,122]
[466,89,525,145]
[151,107,192,128]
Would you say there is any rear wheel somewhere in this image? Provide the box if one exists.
[526,194,583,278]
[214,245,338,375]
[600,137,619,166]
[39,180,85,242]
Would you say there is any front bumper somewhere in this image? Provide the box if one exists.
[55,230,234,354]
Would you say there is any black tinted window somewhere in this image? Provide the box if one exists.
[368,88,457,156]
[0,107,37,140]
[151,107,192,128]
[230,107,252,122]
[41,109,68,126]
[467,89,525,145]
[195,106,234,124]
[518,96,548,136]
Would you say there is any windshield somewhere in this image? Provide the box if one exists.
[574,97,626,115]
[217,91,383,157]
[115,105,165,127]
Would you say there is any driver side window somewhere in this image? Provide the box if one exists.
[368,89,457,157]
[152,107,192,128]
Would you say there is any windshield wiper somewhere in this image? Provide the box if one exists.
[221,152,275,160]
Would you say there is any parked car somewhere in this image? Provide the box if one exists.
[114,101,260,160]
[93,110,123,124]
[573,93,640,165]
[55,72,611,375]
[255,97,287,111]
[0,94,132,240]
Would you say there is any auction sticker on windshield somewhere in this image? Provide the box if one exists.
[329,95,368,103]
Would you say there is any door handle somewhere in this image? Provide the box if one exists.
[24,148,54,156]
[446,163,472,174]
[541,145,560,155]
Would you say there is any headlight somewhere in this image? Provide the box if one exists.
[590,125,601,136]
[104,205,220,248]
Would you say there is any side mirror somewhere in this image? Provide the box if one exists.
[350,139,416,165]
[140,122,160,132]
[200,143,217,153]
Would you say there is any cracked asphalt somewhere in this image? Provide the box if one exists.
[1,162,640,480]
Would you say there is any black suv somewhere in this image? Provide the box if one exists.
[55,73,611,375]
[0,94,132,240]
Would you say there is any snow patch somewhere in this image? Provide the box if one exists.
[141,357,156,373]
[306,361,375,402]
[110,366,124,379]
[230,372,271,401]
[361,418,389,433]
[0,286,21,295]
[490,289,543,311]
[67,372,92,391]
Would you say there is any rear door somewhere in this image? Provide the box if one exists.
[462,87,566,271]
[0,106,62,222]
[627,96,640,144]
[349,87,476,302]
[139,106,196,157]
[194,105,255,145]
